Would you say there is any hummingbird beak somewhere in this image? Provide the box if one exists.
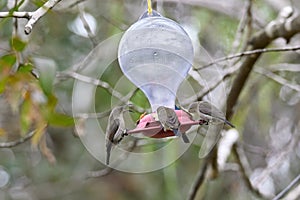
[136,112,147,125]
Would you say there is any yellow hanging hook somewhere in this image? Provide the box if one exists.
[147,0,153,15]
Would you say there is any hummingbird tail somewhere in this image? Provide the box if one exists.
[106,144,112,165]
[106,153,110,165]
[182,133,190,143]
[215,116,235,128]
[224,120,235,128]
[173,129,182,137]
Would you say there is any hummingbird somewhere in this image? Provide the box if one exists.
[105,104,132,165]
[154,106,190,143]
[187,101,235,128]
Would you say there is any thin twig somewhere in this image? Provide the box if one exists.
[241,0,253,52]
[273,174,300,200]
[230,1,249,53]
[226,8,300,119]
[56,71,146,113]
[242,142,268,156]
[251,135,299,192]
[98,13,127,31]
[155,0,249,22]
[230,0,253,55]
[86,139,138,178]
[11,1,23,73]
[86,166,114,178]
[68,0,86,8]
[74,110,111,119]
[269,63,300,72]
[56,71,117,93]
[73,88,142,120]
[196,45,300,71]
[182,65,239,106]
[0,131,35,148]
[0,0,62,34]
[187,159,209,200]
[187,144,220,200]
[0,11,31,19]
[232,143,268,199]
[238,134,298,199]
[78,6,98,47]
[24,0,62,34]
[283,183,300,200]
[255,67,300,92]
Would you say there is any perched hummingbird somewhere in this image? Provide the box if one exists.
[154,106,190,143]
[105,105,132,165]
[187,101,235,128]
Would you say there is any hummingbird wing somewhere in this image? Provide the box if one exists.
[105,119,120,165]
[181,133,190,143]
[198,101,224,118]
[157,106,189,141]
[199,101,235,128]
[198,124,222,158]
[163,108,184,137]
[165,108,180,129]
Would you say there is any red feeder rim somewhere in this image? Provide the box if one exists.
[127,110,206,138]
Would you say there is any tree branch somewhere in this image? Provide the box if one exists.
[68,0,86,8]
[187,159,209,200]
[24,0,62,34]
[86,139,138,178]
[255,67,300,92]
[0,11,31,19]
[273,174,300,200]
[56,71,146,113]
[187,145,220,200]
[226,7,300,119]
[232,143,268,199]
[195,45,300,71]
[230,0,253,55]
[182,65,239,106]
[186,45,300,106]
[0,131,35,148]
[78,6,98,47]
[0,0,62,34]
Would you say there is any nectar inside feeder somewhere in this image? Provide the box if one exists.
[118,10,194,112]
[118,10,194,139]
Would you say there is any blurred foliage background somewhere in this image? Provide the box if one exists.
[1,0,300,199]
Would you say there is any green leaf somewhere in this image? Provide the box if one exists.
[47,113,74,127]
[0,54,16,93]
[11,37,27,52]
[18,63,34,73]
[0,54,16,69]
[31,122,47,147]
[0,77,8,94]
[20,99,32,134]
[35,58,57,96]
[46,94,58,111]
[8,0,26,12]
[31,0,46,7]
